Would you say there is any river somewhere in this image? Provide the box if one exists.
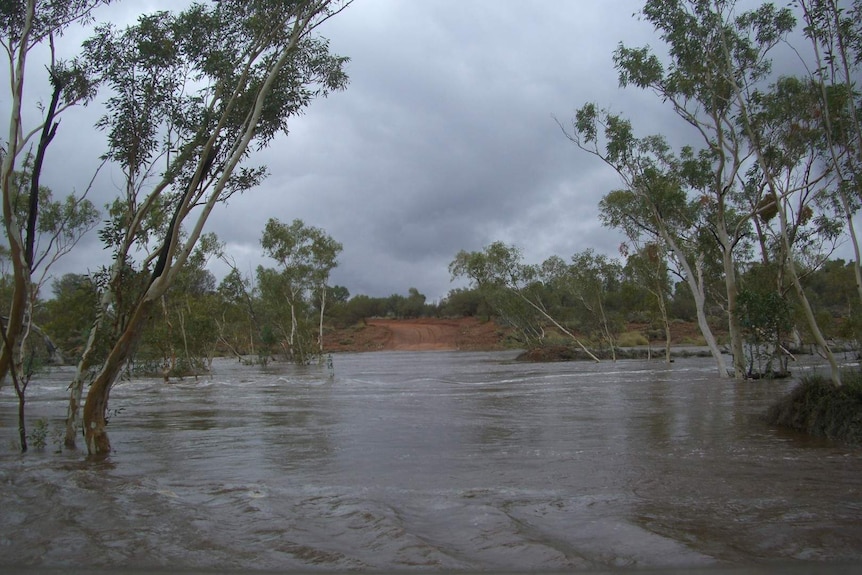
[1,351,860,572]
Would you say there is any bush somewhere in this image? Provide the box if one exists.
[617,331,649,347]
[27,418,49,450]
[765,372,862,444]
[679,335,707,346]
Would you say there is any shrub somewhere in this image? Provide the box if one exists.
[617,331,649,347]
[27,418,50,450]
[765,372,862,444]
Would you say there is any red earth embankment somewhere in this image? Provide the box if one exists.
[322,317,710,354]
[323,317,508,352]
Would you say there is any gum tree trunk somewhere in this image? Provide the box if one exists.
[661,231,729,377]
[83,298,155,455]
[717,221,746,379]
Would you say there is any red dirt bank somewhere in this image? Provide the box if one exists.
[322,317,711,354]
[323,317,508,352]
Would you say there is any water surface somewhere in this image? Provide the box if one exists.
[1,351,860,571]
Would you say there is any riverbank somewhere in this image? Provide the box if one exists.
[322,318,713,354]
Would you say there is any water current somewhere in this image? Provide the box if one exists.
[1,351,861,572]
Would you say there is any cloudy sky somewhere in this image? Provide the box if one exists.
[7,1,815,301]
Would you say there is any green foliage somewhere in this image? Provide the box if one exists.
[628,0,795,108]
[137,235,222,376]
[450,243,629,351]
[3,155,100,269]
[439,288,488,318]
[565,0,844,379]
[620,243,672,334]
[328,285,350,304]
[541,249,625,350]
[25,418,50,451]
[395,288,427,319]
[0,1,112,46]
[257,218,342,363]
[798,0,862,218]
[258,324,278,366]
[85,3,348,193]
[450,242,547,345]
[327,294,384,327]
[77,1,350,379]
[41,274,99,361]
[669,280,697,321]
[326,287,440,328]
[803,259,858,317]
[736,283,793,376]
[261,219,342,276]
[2,0,107,399]
[737,289,790,339]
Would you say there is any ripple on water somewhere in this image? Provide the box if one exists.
[1,352,861,570]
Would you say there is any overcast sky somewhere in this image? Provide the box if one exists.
[6,1,821,301]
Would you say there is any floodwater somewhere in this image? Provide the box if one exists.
[0,351,860,572]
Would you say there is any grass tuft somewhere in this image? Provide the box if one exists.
[765,371,862,445]
[617,331,649,347]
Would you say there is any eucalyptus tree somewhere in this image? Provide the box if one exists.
[259,217,342,363]
[574,251,625,356]
[742,76,845,367]
[450,242,600,360]
[397,287,428,319]
[539,250,624,358]
[571,112,730,375]
[76,1,351,455]
[623,243,674,362]
[797,0,862,305]
[713,11,846,383]
[216,266,260,360]
[736,263,794,377]
[141,233,221,379]
[0,1,106,395]
[566,0,797,378]
[0,163,98,451]
[451,243,544,347]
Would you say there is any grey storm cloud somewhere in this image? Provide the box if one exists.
[8,0,800,301]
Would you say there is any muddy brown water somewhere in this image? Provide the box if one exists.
[1,351,860,572]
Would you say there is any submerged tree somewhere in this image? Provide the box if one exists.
[798,0,862,307]
[450,242,600,360]
[0,160,98,451]
[140,233,222,379]
[216,265,262,361]
[740,74,846,382]
[712,7,848,384]
[736,263,794,377]
[623,242,674,362]
[539,250,624,358]
[570,111,731,376]
[73,0,351,455]
[0,1,107,450]
[258,218,342,364]
[566,0,799,378]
